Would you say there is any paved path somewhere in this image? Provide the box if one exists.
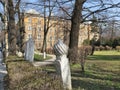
[0,63,7,90]
[33,53,56,66]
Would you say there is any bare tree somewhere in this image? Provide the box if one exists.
[56,0,120,59]
[68,0,86,60]
[7,0,17,55]
[15,0,25,53]
[40,0,56,58]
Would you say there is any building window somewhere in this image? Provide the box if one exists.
[28,18,31,23]
[28,34,32,39]
[28,26,32,30]
[38,27,41,31]
[38,34,41,40]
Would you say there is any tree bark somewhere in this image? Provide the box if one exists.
[68,0,86,60]
[69,0,86,49]
[16,0,25,53]
[42,32,47,58]
[8,0,16,55]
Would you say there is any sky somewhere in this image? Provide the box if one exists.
[0,3,4,14]
[0,0,120,20]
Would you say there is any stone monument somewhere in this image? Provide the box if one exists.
[16,51,23,57]
[53,39,72,90]
[25,38,34,62]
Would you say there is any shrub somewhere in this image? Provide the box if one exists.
[99,45,105,51]
[84,46,92,55]
[95,46,100,51]
[116,46,120,52]
[86,46,92,55]
[46,48,54,54]
[105,45,112,50]
[83,39,90,45]
[68,46,92,72]
[78,46,88,72]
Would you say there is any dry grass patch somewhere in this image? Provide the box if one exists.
[5,56,63,90]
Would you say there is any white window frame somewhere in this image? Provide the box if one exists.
[28,26,32,30]
[37,34,41,40]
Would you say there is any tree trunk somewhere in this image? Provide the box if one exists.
[17,0,21,51]
[20,12,25,53]
[68,0,86,60]
[69,0,86,49]
[91,44,95,55]
[8,0,16,55]
[81,63,85,72]
[15,0,25,53]
[42,33,47,59]
[42,0,47,59]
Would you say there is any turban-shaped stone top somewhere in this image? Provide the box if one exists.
[53,39,68,56]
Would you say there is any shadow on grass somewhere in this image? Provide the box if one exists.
[72,70,120,83]
[6,59,26,63]
[72,78,119,90]
[72,70,120,90]
[87,55,120,61]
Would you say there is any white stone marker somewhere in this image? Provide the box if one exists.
[25,38,34,62]
[53,40,72,90]
[16,51,23,57]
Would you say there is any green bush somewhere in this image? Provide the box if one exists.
[105,45,112,50]
[69,46,92,72]
[95,46,100,51]
[84,46,92,55]
[83,39,90,45]
[46,48,54,54]
[99,45,105,51]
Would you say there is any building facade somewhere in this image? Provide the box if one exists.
[23,10,95,50]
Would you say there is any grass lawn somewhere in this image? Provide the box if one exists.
[34,54,52,61]
[87,50,120,61]
[72,50,120,90]
[5,50,120,90]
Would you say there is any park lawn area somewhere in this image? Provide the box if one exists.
[34,54,52,61]
[5,51,120,90]
[87,50,120,61]
[72,50,120,90]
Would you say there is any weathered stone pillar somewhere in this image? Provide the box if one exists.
[24,38,34,62]
[53,40,72,90]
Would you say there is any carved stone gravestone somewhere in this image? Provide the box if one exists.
[25,38,34,62]
[53,40,72,90]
